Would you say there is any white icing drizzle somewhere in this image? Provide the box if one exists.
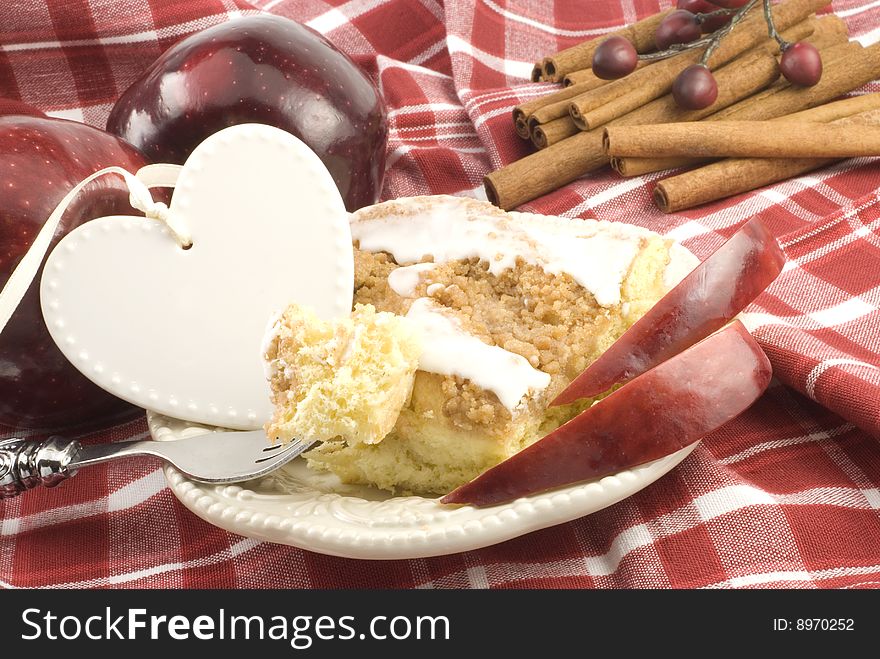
[387,262,436,298]
[405,298,550,411]
[351,198,649,307]
[349,197,700,412]
[517,222,639,306]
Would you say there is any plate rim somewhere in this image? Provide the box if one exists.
[151,411,699,560]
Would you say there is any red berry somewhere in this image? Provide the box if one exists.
[700,16,731,34]
[677,1,730,32]
[592,36,638,80]
[673,64,718,110]
[700,12,732,32]
[780,42,823,87]
[655,10,702,49]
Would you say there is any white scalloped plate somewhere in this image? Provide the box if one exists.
[150,411,698,560]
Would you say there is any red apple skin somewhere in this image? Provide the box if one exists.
[442,321,771,506]
[0,116,149,430]
[106,15,387,212]
[552,217,784,405]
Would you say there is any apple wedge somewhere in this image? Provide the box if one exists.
[552,217,784,406]
[442,320,771,507]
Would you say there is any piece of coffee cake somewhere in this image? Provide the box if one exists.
[264,196,698,495]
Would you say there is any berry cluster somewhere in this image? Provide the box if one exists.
[592,0,823,110]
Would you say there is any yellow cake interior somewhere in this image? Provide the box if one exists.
[263,196,697,496]
[264,303,422,446]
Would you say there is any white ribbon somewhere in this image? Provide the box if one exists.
[0,163,185,338]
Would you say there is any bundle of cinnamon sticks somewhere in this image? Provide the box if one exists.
[488,0,880,213]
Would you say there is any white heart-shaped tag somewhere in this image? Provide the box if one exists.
[40,124,353,430]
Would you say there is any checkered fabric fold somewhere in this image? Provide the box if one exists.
[1,0,879,589]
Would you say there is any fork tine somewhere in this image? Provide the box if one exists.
[149,429,313,484]
[254,438,310,464]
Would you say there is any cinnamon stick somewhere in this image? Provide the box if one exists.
[528,87,603,132]
[561,14,814,134]
[742,15,835,58]
[614,92,880,175]
[567,54,699,131]
[513,81,607,139]
[530,52,683,131]
[541,10,671,82]
[489,1,833,209]
[613,49,780,127]
[613,40,874,176]
[563,60,649,87]
[568,0,829,131]
[490,48,782,206]
[525,15,813,144]
[563,68,605,88]
[801,13,849,49]
[707,31,854,117]
[532,116,579,149]
[541,50,778,150]
[653,109,880,212]
[713,40,862,120]
[753,16,819,55]
[784,92,880,121]
[484,131,606,209]
[605,120,880,159]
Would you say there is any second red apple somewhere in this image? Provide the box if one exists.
[106,15,388,212]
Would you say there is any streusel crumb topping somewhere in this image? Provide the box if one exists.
[353,237,663,431]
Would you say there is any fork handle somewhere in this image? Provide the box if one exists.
[0,437,81,499]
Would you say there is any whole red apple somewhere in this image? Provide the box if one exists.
[106,15,387,212]
[0,116,149,430]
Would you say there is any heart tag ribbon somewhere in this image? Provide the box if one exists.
[34,124,354,430]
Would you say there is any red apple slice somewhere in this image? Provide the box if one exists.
[552,217,784,406]
[442,320,770,507]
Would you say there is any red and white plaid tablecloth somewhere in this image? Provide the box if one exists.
[1,0,879,589]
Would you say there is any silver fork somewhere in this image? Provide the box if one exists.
[0,431,314,499]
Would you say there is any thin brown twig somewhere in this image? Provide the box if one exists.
[636,0,761,65]
[763,0,790,49]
